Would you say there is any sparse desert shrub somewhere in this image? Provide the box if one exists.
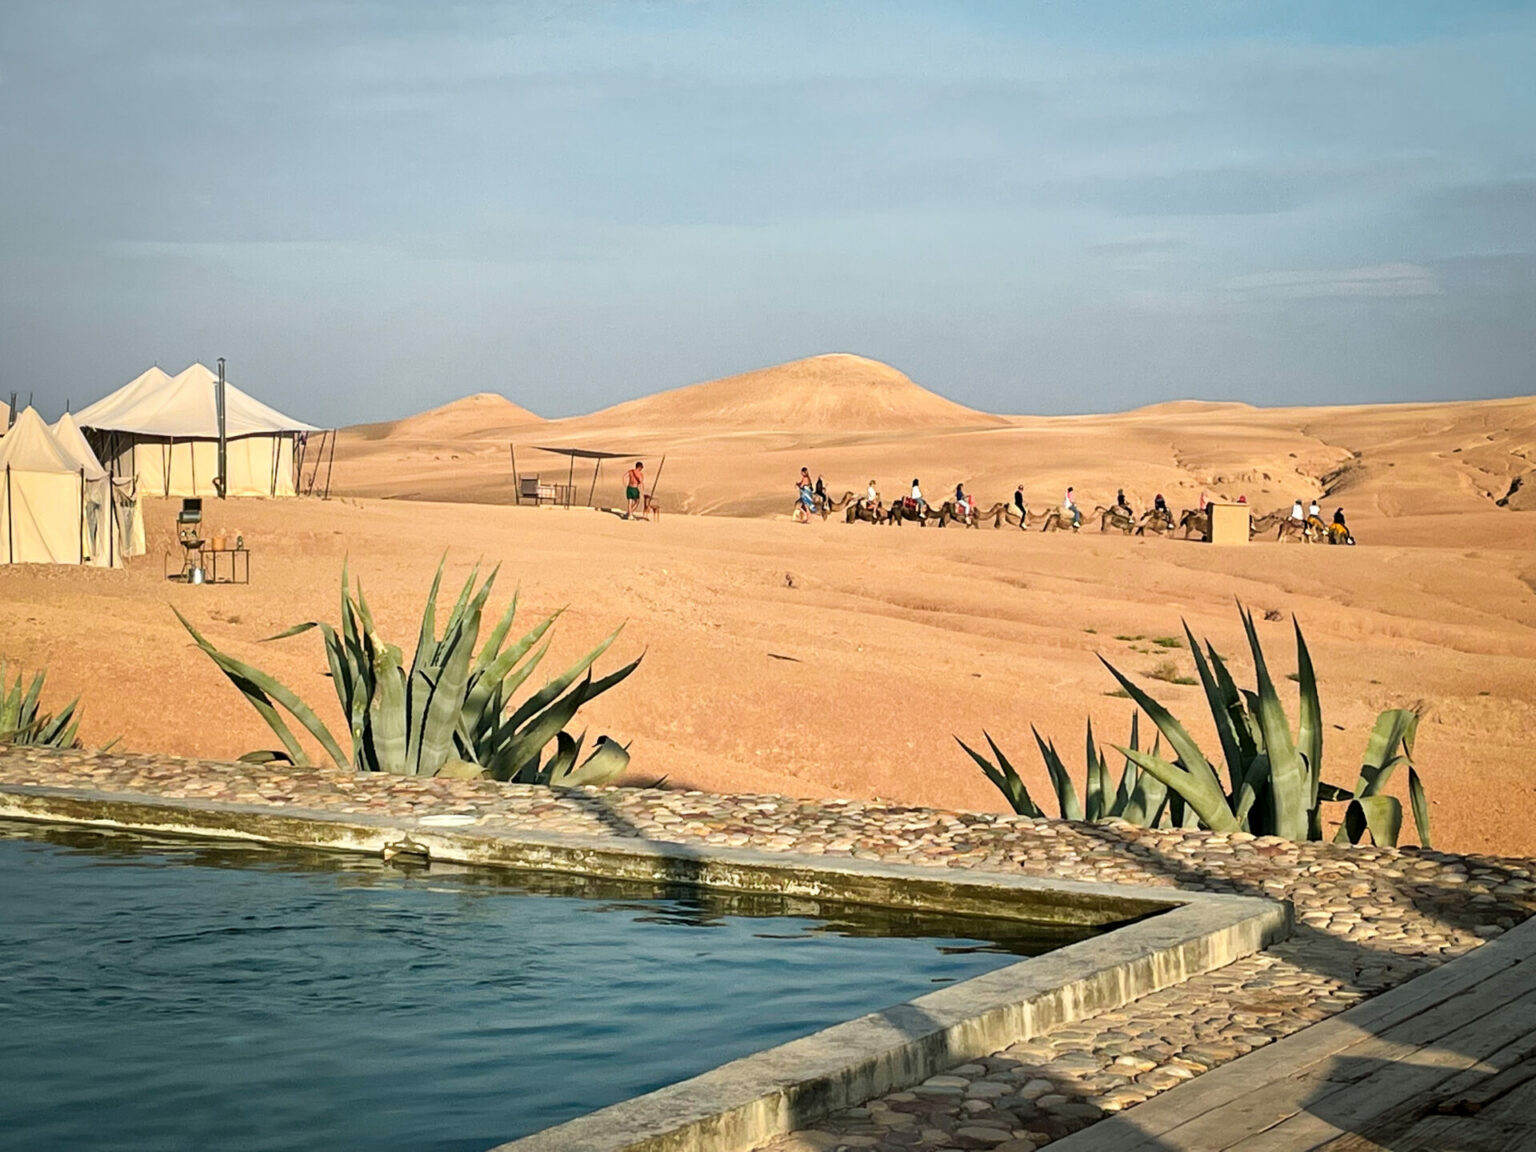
[963,606,1431,847]
[0,661,86,749]
[176,560,641,786]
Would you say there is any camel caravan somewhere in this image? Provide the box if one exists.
[791,473,1357,544]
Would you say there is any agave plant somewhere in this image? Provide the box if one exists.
[964,605,1431,848]
[175,560,641,786]
[0,661,84,749]
[959,714,1198,830]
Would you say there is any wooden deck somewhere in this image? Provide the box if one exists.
[1053,915,1536,1152]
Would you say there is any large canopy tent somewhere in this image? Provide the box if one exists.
[53,411,145,558]
[0,407,119,567]
[75,363,322,498]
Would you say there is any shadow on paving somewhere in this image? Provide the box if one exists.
[1031,827,1536,1152]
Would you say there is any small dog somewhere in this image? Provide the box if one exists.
[642,494,661,521]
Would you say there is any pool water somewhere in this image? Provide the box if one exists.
[0,821,1097,1151]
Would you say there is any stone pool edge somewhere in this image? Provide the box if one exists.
[0,782,1291,1152]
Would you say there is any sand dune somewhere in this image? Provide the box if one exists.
[3,355,1534,858]
[328,353,1535,529]
[570,353,1006,434]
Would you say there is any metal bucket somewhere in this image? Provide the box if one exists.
[189,567,205,585]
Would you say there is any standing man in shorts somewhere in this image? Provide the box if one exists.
[626,461,644,520]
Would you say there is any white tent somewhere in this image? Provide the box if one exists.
[0,407,119,567]
[76,363,320,497]
[54,411,145,558]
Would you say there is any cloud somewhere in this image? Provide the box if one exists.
[1222,263,1441,300]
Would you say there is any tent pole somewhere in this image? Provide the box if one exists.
[567,454,574,509]
[322,430,336,500]
[587,458,601,508]
[216,357,228,499]
[510,443,520,504]
[647,454,667,503]
[6,465,12,563]
[80,468,85,565]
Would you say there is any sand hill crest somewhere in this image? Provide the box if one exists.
[574,354,1006,433]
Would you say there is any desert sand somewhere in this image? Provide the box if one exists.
[3,354,1533,856]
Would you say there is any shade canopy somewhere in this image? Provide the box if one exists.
[530,446,636,460]
[76,363,318,438]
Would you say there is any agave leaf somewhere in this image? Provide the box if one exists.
[1031,727,1084,821]
[958,734,1043,818]
[1084,716,1106,822]
[561,736,631,787]
[410,558,447,676]
[1238,605,1309,841]
[435,758,488,779]
[543,731,584,786]
[1409,765,1433,848]
[1232,753,1267,829]
[239,750,294,764]
[1116,744,1241,832]
[474,587,519,672]
[366,637,408,774]
[1184,620,1246,795]
[1294,617,1324,810]
[464,613,561,726]
[1355,709,1419,797]
[419,614,479,777]
[19,669,46,727]
[1098,656,1234,824]
[1316,782,1353,803]
[493,676,599,781]
[261,621,320,643]
[1345,794,1403,847]
[174,607,347,768]
[506,624,624,729]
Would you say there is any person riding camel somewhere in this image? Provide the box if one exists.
[954,483,973,519]
[814,474,827,505]
[1064,486,1081,529]
[1329,507,1353,544]
[1116,488,1131,512]
[1013,485,1027,529]
[1291,498,1305,522]
[864,479,880,512]
[1154,493,1168,516]
[910,479,926,514]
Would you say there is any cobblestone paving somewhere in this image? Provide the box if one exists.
[4,748,1534,1151]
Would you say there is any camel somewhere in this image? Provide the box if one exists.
[1276,517,1311,543]
[1248,509,1287,538]
[1095,504,1136,534]
[1178,509,1210,539]
[1326,522,1356,546]
[814,490,856,517]
[1135,507,1173,536]
[886,499,940,526]
[845,500,885,524]
[1039,507,1081,533]
[927,497,989,531]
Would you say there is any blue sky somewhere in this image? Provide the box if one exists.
[2,1,1533,424]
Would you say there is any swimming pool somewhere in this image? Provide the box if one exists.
[0,820,1103,1151]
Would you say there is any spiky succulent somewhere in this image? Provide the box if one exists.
[175,559,640,786]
